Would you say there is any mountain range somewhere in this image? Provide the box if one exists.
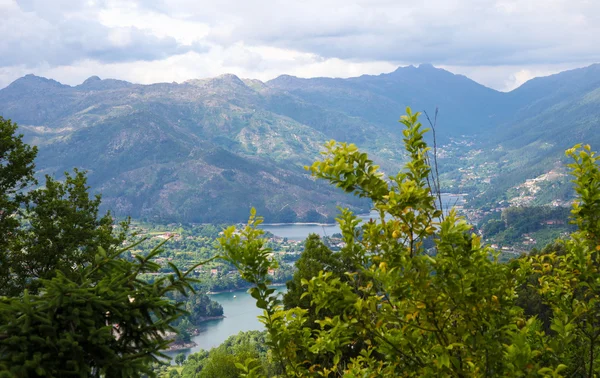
[1,63,599,222]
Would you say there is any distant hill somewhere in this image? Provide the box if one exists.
[1,63,599,222]
[267,64,504,136]
[468,64,600,207]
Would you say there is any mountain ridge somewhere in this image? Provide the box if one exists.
[2,63,600,222]
[3,62,580,93]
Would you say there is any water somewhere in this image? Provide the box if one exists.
[260,194,464,240]
[172,287,286,358]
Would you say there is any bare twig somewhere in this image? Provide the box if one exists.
[424,108,444,220]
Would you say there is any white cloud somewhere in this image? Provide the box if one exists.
[1,0,204,68]
[1,0,599,90]
[2,49,399,88]
[97,4,210,44]
[440,63,589,91]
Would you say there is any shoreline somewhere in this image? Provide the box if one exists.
[260,194,465,227]
[166,316,227,352]
[167,341,197,352]
[260,214,374,227]
[206,283,287,295]
[196,315,226,322]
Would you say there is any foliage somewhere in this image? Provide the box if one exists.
[283,234,344,312]
[10,169,129,295]
[176,331,274,378]
[219,108,529,376]
[0,116,37,295]
[181,292,224,323]
[0,239,202,377]
[0,116,130,297]
[220,108,600,377]
[0,119,201,376]
[523,144,600,377]
[175,353,187,366]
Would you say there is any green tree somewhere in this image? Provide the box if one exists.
[0,117,37,295]
[179,331,272,378]
[282,233,368,367]
[175,353,187,366]
[283,233,344,316]
[9,169,129,295]
[174,318,193,344]
[526,144,600,377]
[0,119,201,376]
[219,108,542,376]
[0,116,128,296]
[0,239,201,377]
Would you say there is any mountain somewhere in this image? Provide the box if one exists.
[267,64,504,136]
[0,74,381,223]
[1,63,600,222]
[500,64,600,149]
[466,64,600,207]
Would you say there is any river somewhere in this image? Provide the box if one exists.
[260,193,464,240]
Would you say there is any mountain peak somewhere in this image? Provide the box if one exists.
[186,73,249,89]
[82,76,101,85]
[4,74,66,91]
[19,74,57,83]
[214,73,246,86]
[391,63,441,74]
[76,76,132,90]
[266,74,303,88]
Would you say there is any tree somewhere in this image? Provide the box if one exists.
[0,116,129,296]
[174,318,193,344]
[282,233,369,367]
[0,239,202,377]
[0,119,201,376]
[283,233,344,316]
[0,116,37,295]
[179,331,273,378]
[175,353,187,366]
[526,144,600,377]
[218,108,559,376]
[9,169,129,295]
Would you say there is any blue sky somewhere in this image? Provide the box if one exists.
[2,0,599,91]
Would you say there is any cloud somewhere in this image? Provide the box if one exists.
[0,49,398,89]
[440,63,590,92]
[1,0,207,68]
[1,0,599,90]
[159,0,600,66]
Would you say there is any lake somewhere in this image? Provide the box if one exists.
[170,287,287,358]
[260,193,464,240]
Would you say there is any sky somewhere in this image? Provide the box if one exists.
[1,0,599,91]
